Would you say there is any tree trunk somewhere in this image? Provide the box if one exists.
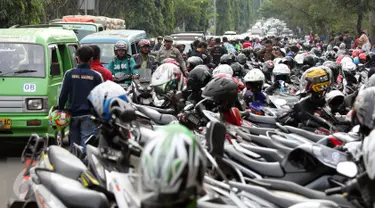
[369,3,375,43]
[356,0,365,35]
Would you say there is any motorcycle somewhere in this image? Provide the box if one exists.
[131,68,153,105]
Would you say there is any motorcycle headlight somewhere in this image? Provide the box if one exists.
[26,99,43,110]
[138,85,145,91]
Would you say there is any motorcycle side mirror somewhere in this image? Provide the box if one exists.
[184,104,194,111]
[205,120,226,157]
[358,63,364,68]
[336,161,358,178]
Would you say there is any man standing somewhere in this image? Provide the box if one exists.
[58,46,103,150]
[89,45,113,81]
[190,41,210,65]
[155,36,186,72]
[211,38,227,67]
[343,31,353,49]
[152,36,164,52]
[242,37,252,49]
[257,40,274,62]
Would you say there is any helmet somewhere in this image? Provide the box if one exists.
[310,47,322,57]
[187,65,212,91]
[341,61,357,74]
[281,56,295,69]
[243,69,265,93]
[273,58,283,65]
[352,49,363,58]
[367,52,375,63]
[359,53,367,62]
[162,58,180,66]
[333,46,339,52]
[230,62,243,77]
[340,56,353,64]
[220,54,232,65]
[139,124,206,201]
[262,60,274,73]
[151,63,182,95]
[212,64,233,77]
[114,40,128,51]
[303,55,316,67]
[353,57,360,65]
[323,61,340,81]
[363,129,375,180]
[202,77,238,110]
[88,81,130,121]
[294,53,306,65]
[300,67,330,95]
[138,39,151,48]
[325,51,337,61]
[325,90,344,112]
[352,87,375,135]
[186,56,203,71]
[48,109,70,131]
[272,63,291,82]
[237,53,248,65]
[241,48,253,58]
[339,43,346,50]
[367,74,375,88]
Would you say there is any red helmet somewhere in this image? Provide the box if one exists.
[359,53,367,61]
[138,39,151,48]
[162,58,180,66]
[352,49,363,58]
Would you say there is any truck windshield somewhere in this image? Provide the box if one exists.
[0,43,45,78]
[82,43,131,64]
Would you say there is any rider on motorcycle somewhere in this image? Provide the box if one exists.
[243,68,267,107]
[133,39,155,70]
[265,63,292,95]
[108,40,138,84]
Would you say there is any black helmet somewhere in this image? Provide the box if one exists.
[323,61,340,81]
[281,56,295,69]
[237,53,248,65]
[242,48,252,58]
[230,62,243,77]
[202,77,238,111]
[325,51,337,61]
[187,65,212,91]
[352,87,375,136]
[367,52,375,63]
[310,47,322,57]
[303,55,316,67]
[187,56,203,72]
[220,54,232,65]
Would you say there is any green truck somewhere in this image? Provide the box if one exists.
[0,28,79,145]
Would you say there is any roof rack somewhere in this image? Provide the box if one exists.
[9,24,64,29]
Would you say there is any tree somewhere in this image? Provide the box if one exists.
[0,0,44,27]
[216,0,233,35]
[162,0,175,34]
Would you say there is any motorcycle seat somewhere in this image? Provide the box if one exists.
[136,104,177,125]
[239,143,285,162]
[36,170,110,208]
[254,178,352,207]
[247,113,277,124]
[48,145,87,180]
[245,134,292,155]
[243,125,274,136]
[225,145,284,177]
[283,125,325,142]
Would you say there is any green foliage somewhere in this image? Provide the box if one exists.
[0,0,44,27]
[259,0,372,38]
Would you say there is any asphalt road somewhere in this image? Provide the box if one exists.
[0,157,23,208]
[0,142,26,208]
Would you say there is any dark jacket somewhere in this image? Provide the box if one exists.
[59,64,103,117]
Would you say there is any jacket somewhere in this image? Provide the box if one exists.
[156,46,187,72]
[58,64,103,117]
[107,55,137,75]
[133,53,154,69]
[90,60,113,81]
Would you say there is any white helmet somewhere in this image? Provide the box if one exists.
[340,56,353,65]
[139,124,206,198]
[88,81,130,121]
[243,68,265,83]
[212,64,233,77]
[294,53,305,65]
[341,61,357,73]
[273,58,283,65]
[363,129,375,179]
[272,63,291,76]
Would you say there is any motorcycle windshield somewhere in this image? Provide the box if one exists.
[137,68,152,83]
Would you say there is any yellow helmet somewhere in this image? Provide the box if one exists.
[300,67,330,94]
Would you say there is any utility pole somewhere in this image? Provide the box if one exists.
[214,0,216,35]
[84,0,88,15]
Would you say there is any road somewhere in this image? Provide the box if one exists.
[0,142,25,208]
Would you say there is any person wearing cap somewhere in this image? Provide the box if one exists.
[152,36,164,52]
[155,36,187,73]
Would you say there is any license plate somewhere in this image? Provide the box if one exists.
[0,118,11,129]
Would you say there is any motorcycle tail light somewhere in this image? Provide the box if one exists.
[328,136,344,147]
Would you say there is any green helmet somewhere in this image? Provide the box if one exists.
[139,124,206,203]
